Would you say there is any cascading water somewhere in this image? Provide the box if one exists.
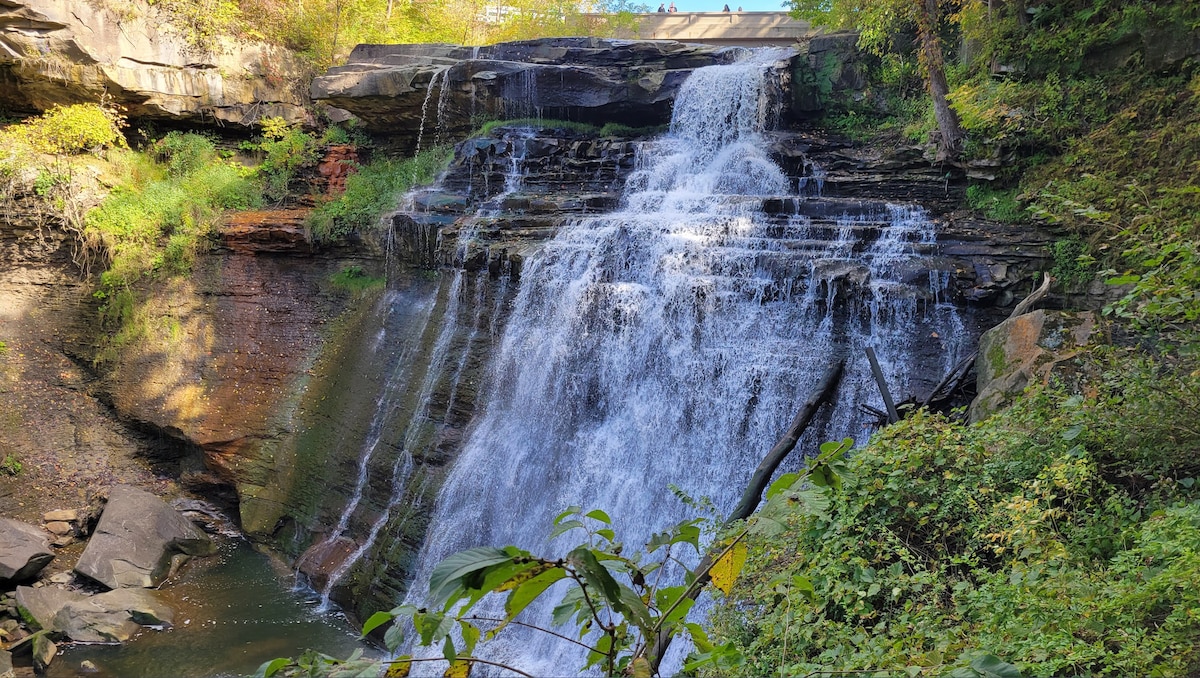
[398,48,968,673]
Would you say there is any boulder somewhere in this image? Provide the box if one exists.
[0,648,12,678]
[74,486,216,589]
[0,0,309,128]
[0,519,53,585]
[970,309,1098,421]
[13,586,87,632]
[54,589,174,643]
[32,633,55,672]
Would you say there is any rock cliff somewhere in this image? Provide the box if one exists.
[0,0,309,127]
[311,38,758,150]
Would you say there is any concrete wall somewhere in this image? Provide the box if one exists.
[633,11,816,47]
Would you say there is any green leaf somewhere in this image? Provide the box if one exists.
[442,635,456,662]
[554,506,582,524]
[361,611,394,637]
[383,622,405,653]
[584,509,612,524]
[428,547,514,607]
[504,568,567,622]
[415,612,456,646]
[1062,424,1084,441]
[617,583,656,631]
[1106,274,1140,285]
[255,658,291,678]
[459,620,480,656]
[568,546,622,606]
[970,654,1023,678]
[552,586,586,627]
[596,528,616,542]
[766,472,800,499]
[549,519,585,539]
[586,631,613,668]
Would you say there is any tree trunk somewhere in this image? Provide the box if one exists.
[916,0,966,160]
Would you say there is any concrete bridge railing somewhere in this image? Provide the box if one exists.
[633,11,816,47]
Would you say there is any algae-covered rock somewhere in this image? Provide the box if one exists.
[970,309,1098,421]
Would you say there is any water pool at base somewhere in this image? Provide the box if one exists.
[46,540,373,678]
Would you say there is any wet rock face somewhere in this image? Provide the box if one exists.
[0,0,309,127]
[312,38,754,149]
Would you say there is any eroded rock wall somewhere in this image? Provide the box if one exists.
[0,0,309,127]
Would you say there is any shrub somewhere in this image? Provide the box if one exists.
[308,146,452,242]
[709,358,1200,676]
[4,103,127,155]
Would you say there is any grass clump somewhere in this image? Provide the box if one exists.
[308,146,452,242]
[709,354,1200,676]
[965,184,1025,223]
[473,118,598,137]
[329,265,385,293]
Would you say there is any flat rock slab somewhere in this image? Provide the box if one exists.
[54,588,174,643]
[14,586,88,632]
[74,485,216,589]
[0,518,54,585]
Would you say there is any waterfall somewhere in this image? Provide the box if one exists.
[397,48,968,673]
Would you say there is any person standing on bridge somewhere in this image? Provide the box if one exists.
[722,3,730,10]
[667,2,677,11]
[657,2,666,10]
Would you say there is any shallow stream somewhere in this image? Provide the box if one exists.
[45,540,370,678]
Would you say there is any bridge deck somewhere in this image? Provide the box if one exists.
[632,11,815,47]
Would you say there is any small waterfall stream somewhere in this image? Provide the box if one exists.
[395,48,969,673]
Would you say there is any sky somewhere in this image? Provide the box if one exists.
[642,0,791,12]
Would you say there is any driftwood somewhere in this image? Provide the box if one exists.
[648,359,845,672]
[865,347,899,423]
[728,359,846,522]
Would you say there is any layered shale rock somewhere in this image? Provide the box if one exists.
[311,38,764,150]
[0,0,308,127]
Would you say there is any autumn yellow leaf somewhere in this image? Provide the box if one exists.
[709,539,748,595]
[385,657,412,678]
[444,659,473,678]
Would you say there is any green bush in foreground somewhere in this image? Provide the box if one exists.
[708,354,1200,677]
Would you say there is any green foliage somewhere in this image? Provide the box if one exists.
[86,136,260,337]
[0,103,125,157]
[308,146,452,242]
[1051,235,1094,289]
[965,184,1025,223]
[262,441,859,676]
[1,454,21,476]
[709,358,1200,677]
[329,265,384,293]
[248,117,319,202]
[143,0,242,52]
[474,118,598,138]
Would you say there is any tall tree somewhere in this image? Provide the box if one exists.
[788,0,967,159]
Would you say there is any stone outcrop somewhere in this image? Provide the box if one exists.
[0,0,309,127]
[312,38,763,149]
[0,519,52,585]
[971,309,1099,421]
[74,485,216,589]
[14,585,172,644]
[53,588,173,642]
